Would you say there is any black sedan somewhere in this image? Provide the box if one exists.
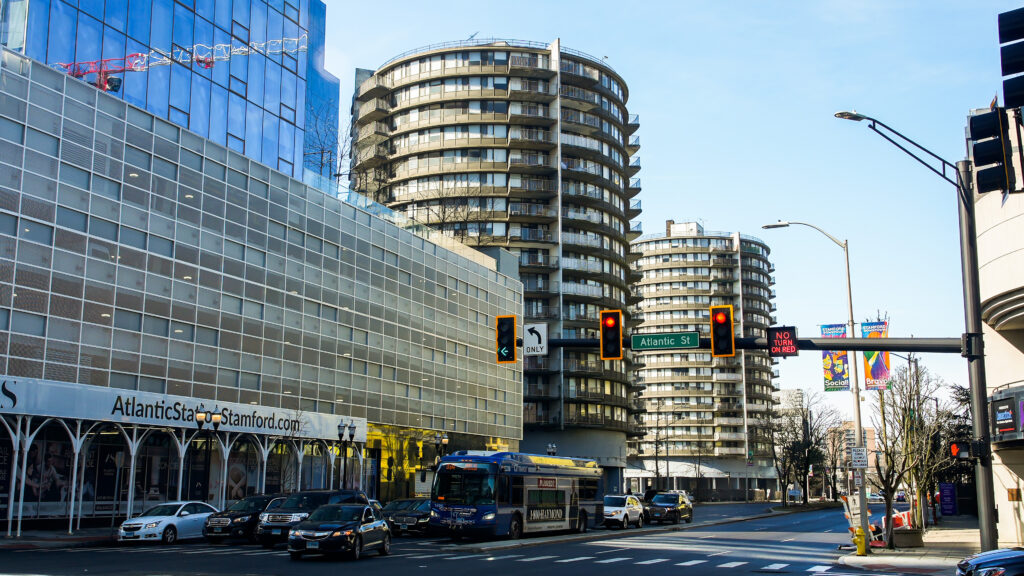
[204,495,283,543]
[287,504,391,560]
[957,548,1024,576]
[382,498,431,535]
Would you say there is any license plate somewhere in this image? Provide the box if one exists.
[215,528,225,533]
[123,535,139,539]
[653,513,661,517]
[307,541,318,549]
[399,524,407,530]
[272,528,282,535]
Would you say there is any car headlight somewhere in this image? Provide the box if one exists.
[292,513,308,522]
[417,517,428,523]
[290,530,306,538]
[233,516,250,523]
[977,568,1006,576]
[430,510,438,518]
[330,530,354,538]
[259,513,269,522]
[482,512,496,521]
[145,522,160,529]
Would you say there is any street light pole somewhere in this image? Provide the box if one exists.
[835,111,996,550]
[763,220,870,553]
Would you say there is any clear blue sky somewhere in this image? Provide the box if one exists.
[323,0,1020,420]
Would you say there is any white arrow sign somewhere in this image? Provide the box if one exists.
[523,323,548,356]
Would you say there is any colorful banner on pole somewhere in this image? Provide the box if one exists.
[862,321,891,390]
[821,324,850,392]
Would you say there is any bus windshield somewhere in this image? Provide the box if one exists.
[433,468,497,505]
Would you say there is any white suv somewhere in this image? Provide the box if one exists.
[603,494,644,529]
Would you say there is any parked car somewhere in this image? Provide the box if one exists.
[603,494,644,529]
[255,489,368,548]
[203,494,284,543]
[957,548,1024,576]
[118,501,218,544]
[643,491,693,524]
[287,503,391,560]
[381,498,431,535]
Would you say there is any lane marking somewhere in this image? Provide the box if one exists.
[676,559,708,566]
[698,534,715,539]
[518,555,558,562]
[763,563,790,570]
[636,559,668,565]
[807,566,832,572]
[718,562,748,568]
[484,554,523,561]
[408,553,455,559]
[783,537,797,541]
[596,547,628,554]
[707,551,729,556]
[595,557,631,564]
[556,556,595,563]
[445,554,487,560]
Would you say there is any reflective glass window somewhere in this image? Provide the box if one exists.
[190,75,211,139]
[209,83,228,144]
[147,65,170,118]
[212,27,230,88]
[20,220,53,245]
[232,0,249,25]
[245,101,262,159]
[11,311,46,336]
[172,2,194,50]
[261,110,278,166]
[75,12,102,66]
[249,0,266,45]
[101,26,127,98]
[106,0,128,30]
[24,0,50,62]
[150,0,173,53]
[192,15,214,81]
[170,63,191,114]
[214,0,231,29]
[263,58,280,111]
[127,0,151,43]
[123,39,148,108]
[46,0,77,66]
[56,207,87,232]
[79,0,104,20]
[247,52,265,106]
[196,0,214,22]
[227,91,244,139]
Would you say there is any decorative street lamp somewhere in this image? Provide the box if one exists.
[195,411,222,431]
[834,109,996,551]
[762,219,868,550]
[546,443,557,456]
[434,432,449,460]
[338,421,355,489]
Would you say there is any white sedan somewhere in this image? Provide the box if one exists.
[119,501,218,544]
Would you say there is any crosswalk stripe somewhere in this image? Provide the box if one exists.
[718,562,748,568]
[676,560,708,566]
[445,554,487,560]
[807,567,832,572]
[763,563,790,570]
[707,551,729,556]
[484,554,523,561]
[595,557,631,564]
[408,553,455,559]
[555,556,595,563]
[518,555,558,562]
[242,550,281,555]
[636,559,668,565]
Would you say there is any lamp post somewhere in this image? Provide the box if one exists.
[195,411,222,431]
[546,443,558,456]
[338,421,355,489]
[434,432,449,461]
[762,219,870,553]
[835,110,996,550]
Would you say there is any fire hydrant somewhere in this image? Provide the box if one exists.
[853,526,867,556]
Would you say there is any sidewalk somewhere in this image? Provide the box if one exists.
[0,526,117,550]
[838,515,981,574]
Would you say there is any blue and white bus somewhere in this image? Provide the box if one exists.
[429,451,603,539]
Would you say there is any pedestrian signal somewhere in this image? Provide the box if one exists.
[950,441,971,460]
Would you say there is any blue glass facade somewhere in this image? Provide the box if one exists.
[0,0,339,181]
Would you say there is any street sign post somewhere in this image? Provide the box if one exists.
[631,332,699,351]
[850,447,868,469]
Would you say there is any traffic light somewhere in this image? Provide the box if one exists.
[967,108,1014,194]
[1000,7,1024,108]
[709,305,735,357]
[949,441,972,460]
[496,315,516,363]
[599,310,623,361]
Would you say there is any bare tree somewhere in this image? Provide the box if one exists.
[304,101,343,179]
[823,425,847,501]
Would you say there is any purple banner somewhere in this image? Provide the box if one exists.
[821,324,850,392]
[939,482,957,516]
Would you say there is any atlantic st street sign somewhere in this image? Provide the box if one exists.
[631,332,700,351]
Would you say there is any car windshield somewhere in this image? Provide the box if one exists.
[383,499,416,512]
[140,504,181,517]
[651,495,678,505]
[414,500,431,512]
[227,498,268,512]
[604,496,626,507]
[282,493,329,510]
[309,506,363,522]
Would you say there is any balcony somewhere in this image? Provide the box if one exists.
[626,156,641,177]
[626,178,641,198]
[357,98,391,124]
[509,202,557,219]
[512,228,554,243]
[522,279,560,294]
[713,432,746,441]
[509,80,555,102]
[519,253,559,269]
[562,282,603,298]
[356,121,390,146]
[509,154,556,173]
[712,372,743,382]
[627,114,640,135]
[626,136,640,156]
[509,105,555,124]
[509,128,555,149]
[627,221,643,240]
[714,417,745,426]
[627,199,641,219]
[509,55,554,77]
[509,177,557,195]
[524,305,560,320]
[561,257,603,274]
[355,144,389,169]
[356,75,391,101]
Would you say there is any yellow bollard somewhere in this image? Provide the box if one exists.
[854,526,867,556]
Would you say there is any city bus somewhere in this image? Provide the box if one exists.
[429,451,603,539]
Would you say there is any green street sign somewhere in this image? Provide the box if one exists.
[631,332,700,351]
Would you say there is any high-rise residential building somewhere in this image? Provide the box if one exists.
[0,32,522,528]
[349,39,643,487]
[629,220,777,496]
[0,0,340,181]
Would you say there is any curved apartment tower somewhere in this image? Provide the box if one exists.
[350,39,643,484]
[630,221,777,498]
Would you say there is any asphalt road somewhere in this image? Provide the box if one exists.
[0,504,913,576]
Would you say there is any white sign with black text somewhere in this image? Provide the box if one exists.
[523,323,548,356]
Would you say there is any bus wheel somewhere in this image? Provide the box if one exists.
[508,514,523,540]
[577,512,588,533]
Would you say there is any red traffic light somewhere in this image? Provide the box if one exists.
[603,315,618,328]
[714,311,728,324]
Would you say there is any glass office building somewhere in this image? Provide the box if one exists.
[0,48,522,527]
[0,0,340,181]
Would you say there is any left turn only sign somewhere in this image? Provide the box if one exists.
[523,323,548,356]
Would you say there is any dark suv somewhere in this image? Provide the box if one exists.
[643,491,693,524]
[204,494,284,543]
[255,489,368,548]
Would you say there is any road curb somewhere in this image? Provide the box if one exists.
[442,507,813,554]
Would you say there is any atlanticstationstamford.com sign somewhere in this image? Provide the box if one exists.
[0,378,365,442]
[990,385,1024,443]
